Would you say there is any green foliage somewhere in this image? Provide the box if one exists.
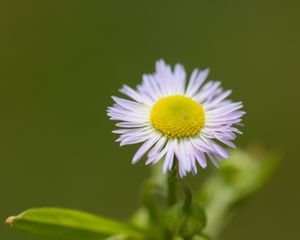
[6,208,144,240]
[6,148,279,240]
[192,234,212,240]
[197,148,280,238]
[166,202,206,238]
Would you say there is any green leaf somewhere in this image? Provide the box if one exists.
[166,202,206,238]
[103,235,131,240]
[173,237,184,240]
[197,147,280,238]
[6,207,145,240]
[130,207,151,230]
[192,234,212,240]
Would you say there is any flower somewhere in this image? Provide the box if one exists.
[107,60,245,177]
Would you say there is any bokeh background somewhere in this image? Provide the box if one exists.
[1,0,299,239]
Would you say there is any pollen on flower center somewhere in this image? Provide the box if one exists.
[150,95,205,138]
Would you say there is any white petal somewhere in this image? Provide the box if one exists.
[194,81,221,103]
[190,139,207,168]
[132,133,161,164]
[186,68,209,97]
[163,140,175,173]
[111,96,148,112]
[147,136,167,158]
[116,122,149,128]
[203,89,232,109]
[174,64,186,95]
[207,153,220,168]
[120,85,152,105]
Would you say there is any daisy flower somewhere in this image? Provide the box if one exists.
[107,60,245,177]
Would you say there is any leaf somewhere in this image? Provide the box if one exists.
[6,207,145,240]
[197,147,280,238]
[130,208,151,230]
[192,234,212,240]
[103,235,131,240]
[166,202,206,238]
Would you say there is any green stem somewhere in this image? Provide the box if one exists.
[167,167,177,207]
[180,178,192,212]
[165,168,178,240]
[141,180,159,221]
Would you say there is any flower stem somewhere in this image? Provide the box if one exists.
[179,178,192,212]
[167,167,177,207]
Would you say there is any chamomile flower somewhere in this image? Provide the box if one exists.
[107,60,245,177]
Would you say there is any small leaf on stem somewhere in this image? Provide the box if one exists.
[6,207,145,240]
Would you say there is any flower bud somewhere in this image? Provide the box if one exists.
[166,202,206,238]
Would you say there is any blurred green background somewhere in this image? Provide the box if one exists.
[0,0,299,239]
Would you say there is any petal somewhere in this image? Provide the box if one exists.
[186,68,209,97]
[132,133,161,164]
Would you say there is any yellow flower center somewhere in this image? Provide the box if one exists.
[150,95,205,138]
